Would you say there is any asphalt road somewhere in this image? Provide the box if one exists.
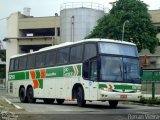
[1,89,160,120]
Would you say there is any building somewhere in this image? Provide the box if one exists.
[140,10,160,69]
[4,11,60,83]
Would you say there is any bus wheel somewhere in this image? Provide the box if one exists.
[56,99,64,105]
[77,86,86,107]
[19,87,27,103]
[43,99,55,104]
[109,100,118,108]
[26,87,36,103]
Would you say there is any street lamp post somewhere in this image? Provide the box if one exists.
[122,20,129,41]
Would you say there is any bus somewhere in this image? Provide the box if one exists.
[8,39,142,107]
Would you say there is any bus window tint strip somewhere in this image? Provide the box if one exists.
[99,42,138,57]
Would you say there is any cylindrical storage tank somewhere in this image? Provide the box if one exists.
[60,2,106,43]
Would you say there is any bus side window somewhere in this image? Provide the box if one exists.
[14,58,19,71]
[19,56,27,70]
[83,61,89,79]
[36,53,45,68]
[90,60,97,81]
[56,48,69,65]
[84,43,97,61]
[9,59,15,71]
[70,45,83,63]
[27,55,35,69]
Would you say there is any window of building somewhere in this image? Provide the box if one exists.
[19,56,27,70]
[70,45,83,63]
[45,50,56,66]
[56,48,69,64]
[84,43,97,60]
[57,27,60,36]
[36,53,45,68]
[27,55,35,69]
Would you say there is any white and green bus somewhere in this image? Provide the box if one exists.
[8,39,141,107]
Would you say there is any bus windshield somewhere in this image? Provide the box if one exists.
[99,42,138,57]
[100,56,140,84]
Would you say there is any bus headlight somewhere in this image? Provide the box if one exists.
[100,88,112,92]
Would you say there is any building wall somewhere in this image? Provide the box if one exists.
[6,12,20,84]
[5,12,60,87]
[19,16,60,29]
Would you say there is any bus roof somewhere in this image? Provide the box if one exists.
[10,38,136,58]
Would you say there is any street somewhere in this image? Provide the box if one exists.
[1,89,160,120]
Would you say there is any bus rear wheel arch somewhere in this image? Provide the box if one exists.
[56,99,64,104]
[43,99,55,104]
[19,86,28,103]
[26,86,36,103]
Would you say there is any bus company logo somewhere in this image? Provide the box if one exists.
[132,86,137,90]
[9,75,15,80]
[63,67,69,74]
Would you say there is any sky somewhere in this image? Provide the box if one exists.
[0,0,160,48]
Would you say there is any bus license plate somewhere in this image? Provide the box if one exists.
[120,95,127,99]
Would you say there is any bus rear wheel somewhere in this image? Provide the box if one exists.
[26,87,36,103]
[77,86,86,107]
[109,100,118,108]
[19,87,27,103]
[56,99,64,105]
[43,99,55,104]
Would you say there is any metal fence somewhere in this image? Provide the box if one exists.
[142,70,160,98]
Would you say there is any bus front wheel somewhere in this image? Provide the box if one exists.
[19,87,27,103]
[26,87,36,103]
[108,100,118,108]
[77,86,86,107]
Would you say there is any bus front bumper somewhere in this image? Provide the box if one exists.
[98,91,142,101]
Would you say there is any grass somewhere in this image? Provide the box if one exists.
[0,100,25,113]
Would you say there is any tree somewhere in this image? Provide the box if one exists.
[86,0,158,53]
[0,50,6,61]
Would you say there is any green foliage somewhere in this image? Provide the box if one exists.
[86,0,159,53]
[140,96,160,105]
[0,50,6,61]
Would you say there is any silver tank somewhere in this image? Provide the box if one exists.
[60,2,106,43]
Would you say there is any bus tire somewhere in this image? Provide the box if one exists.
[26,87,36,103]
[56,99,64,105]
[109,100,118,108]
[77,86,86,107]
[43,99,55,104]
[19,87,27,103]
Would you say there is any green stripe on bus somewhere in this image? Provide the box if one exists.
[9,72,25,80]
[38,79,43,89]
[26,71,29,79]
[114,85,136,90]
[99,84,108,88]
[36,70,41,79]
[8,65,82,81]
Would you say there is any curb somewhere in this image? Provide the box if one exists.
[122,101,160,107]
[2,96,23,109]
